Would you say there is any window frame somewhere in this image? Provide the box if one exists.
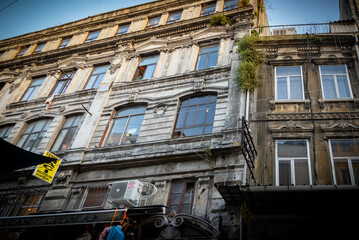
[275,139,312,186]
[0,124,14,141]
[84,64,109,89]
[133,55,159,81]
[16,46,29,58]
[106,105,147,146]
[51,115,83,151]
[195,44,219,70]
[34,43,46,54]
[167,11,182,24]
[319,64,353,99]
[81,187,108,210]
[16,118,52,153]
[173,94,217,138]
[50,70,75,96]
[201,3,216,16]
[17,193,43,216]
[116,24,130,36]
[167,181,195,214]
[85,30,101,43]
[59,37,71,49]
[274,66,305,100]
[329,139,359,185]
[146,16,161,29]
[20,76,45,101]
[224,0,238,11]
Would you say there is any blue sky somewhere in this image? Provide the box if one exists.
[0,0,340,40]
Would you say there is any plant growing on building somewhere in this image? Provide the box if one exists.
[209,13,235,27]
[201,146,214,164]
[238,0,250,7]
[236,33,263,91]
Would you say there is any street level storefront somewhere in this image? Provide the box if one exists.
[216,185,359,240]
[0,206,220,239]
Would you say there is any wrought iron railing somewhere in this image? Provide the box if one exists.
[255,23,331,36]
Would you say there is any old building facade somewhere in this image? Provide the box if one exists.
[0,0,269,239]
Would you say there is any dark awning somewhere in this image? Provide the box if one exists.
[0,138,57,173]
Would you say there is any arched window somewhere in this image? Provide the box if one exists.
[51,115,83,151]
[16,119,52,152]
[106,105,147,146]
[173,94,217,138]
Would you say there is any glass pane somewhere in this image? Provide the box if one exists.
[93,65,109,74]
[117,25,129,35]
[181,204,190,214]
[189,96,208,105]
[321,65,346,75]
[199,45,218,54]
[183,193,192,204]
[183,127,203,137]
[21,88,33,101]
[33,119,47,132]
[52,129,68,151]
[334,159,350,185]
[206,103,216,124]
[277,77,288,100]
[107,118,127,146]
[16,135,27,148]
[196,54,207,70]
[122,114,145,144]
[207,52,218,68]
[331,140,359,157]
[276,66,301,76]
[84,76,97,89]
[195,105,206,125]
[60,127,76,150]
[117,106,146,117]
[277,140,307,158]
[52,81,65,95]
[352,160,359,185]
[63,116,76,128]
[175,108,186,128]
[337,75,351,98]
[290,76,303,100]
[170,194,181,204]
[168,12,182,23]
[204,126,213,134]
[295,159,310,185]
[142,64,156,79]
[279,160,291,185]
[173,183,183,193]
[322,75,337,99]
[185,106,196,126]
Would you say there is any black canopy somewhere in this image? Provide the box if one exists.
[0,138,57,173]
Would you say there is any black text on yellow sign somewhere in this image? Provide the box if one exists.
[33,151,62,184]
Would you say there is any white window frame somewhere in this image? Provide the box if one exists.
[274,66,304,100]
[275,140,312,186]
[319,64,353,99]
[328,139,359,185]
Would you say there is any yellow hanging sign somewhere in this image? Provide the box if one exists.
[33,151,62,184]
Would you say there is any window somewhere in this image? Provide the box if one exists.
[173,94,217,138]
[276,140,312,186]
[224,0,238,11]
[107,106,146,146]
[116,24,130,35]
[59,37,71,49]
[82,187,108,209]
[167,181,194,214]
[52,115,82,151]
[329,139,359,185]
[133,55,159,80]
[16,119,52,152]
[85,30,101,43]
[51,70,75,95]
[34,43,46,54]
[196,45,218,70]
[17,193,43,216]
[0,125,14,141]
[201,3,216,16]
[320,65,352,99]
[16,46,29,58]
[0,50,4,59]
[84,65,109,89]
[167,11,182,24]
[146,17,160,29]
[275,66,304,100]
[21,76,45,101]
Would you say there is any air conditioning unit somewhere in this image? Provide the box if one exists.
[108,180,143,207]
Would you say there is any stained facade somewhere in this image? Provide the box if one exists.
[0,0,268,239]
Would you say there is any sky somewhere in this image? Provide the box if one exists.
[0,0,340,40]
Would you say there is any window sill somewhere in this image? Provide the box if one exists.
[269,99,310,110]
[318,98,359,109]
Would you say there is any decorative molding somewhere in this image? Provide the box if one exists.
[193,78,205,92]
[269,120,313,133]
[321,119,359,132]
[254,112,359,121]
[109,62,122,74]
[154,104,167,118]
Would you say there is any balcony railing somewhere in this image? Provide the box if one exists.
[255,23,331,36]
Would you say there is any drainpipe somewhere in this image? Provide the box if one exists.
[245,90,249,121]
[355,34,359,61]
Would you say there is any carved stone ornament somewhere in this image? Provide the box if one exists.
[193,79,205,92]
[109,62,122,74]
[154,105,167,118]
[128,89,140,102]
[269,120,313,133]
[9,83,20,94]
[321,119,359,132]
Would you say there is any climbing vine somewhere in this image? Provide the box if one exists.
[236,32,263,92]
